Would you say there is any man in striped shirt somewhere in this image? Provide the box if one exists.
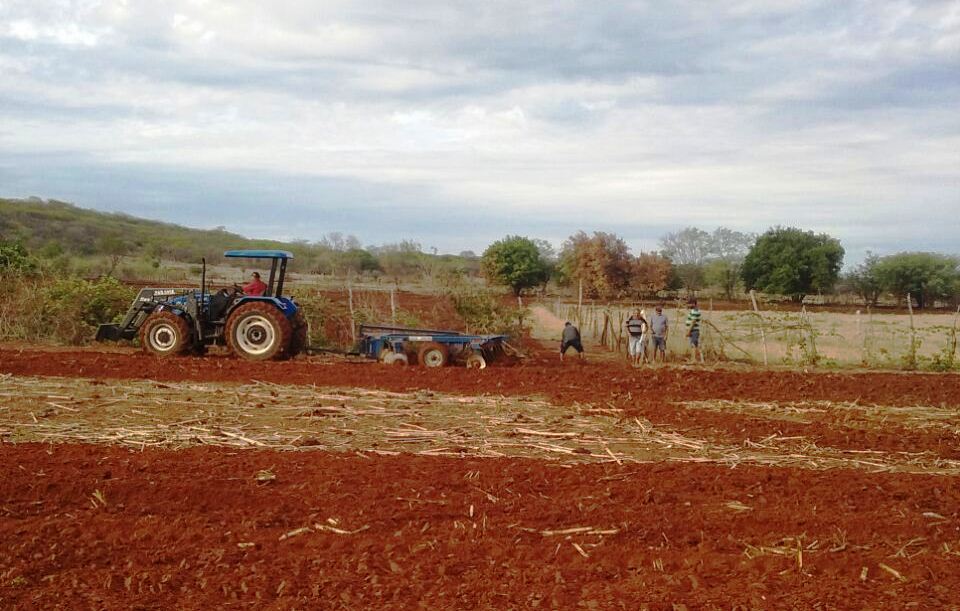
[624,308,648,366]
[685,299,702,363]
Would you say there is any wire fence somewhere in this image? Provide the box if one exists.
[546,298,960,370]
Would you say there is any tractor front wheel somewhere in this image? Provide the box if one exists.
[226,302,292,361]
[139,311,192,357]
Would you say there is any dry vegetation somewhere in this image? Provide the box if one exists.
[3,373,957,475]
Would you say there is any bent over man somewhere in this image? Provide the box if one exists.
[560,322,584,361]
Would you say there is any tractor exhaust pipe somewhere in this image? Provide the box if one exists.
[200,258,206,324]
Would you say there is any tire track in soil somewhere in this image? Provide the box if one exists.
[1,443,958,609]
[2,347,959,458]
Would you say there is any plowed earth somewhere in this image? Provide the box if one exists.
[2,345,960,609]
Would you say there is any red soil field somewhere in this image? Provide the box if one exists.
[2,346,959,608]
[2,444,958,609]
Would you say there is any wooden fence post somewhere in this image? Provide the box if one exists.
[390,288,397,325]
[952,305,960,361]
[705,298,713,362]
[577,279,583,328]
[750,290,768,366]
[907,293,916,368]
[348,280,357,345]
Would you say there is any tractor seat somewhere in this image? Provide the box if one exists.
[208,289,234,321]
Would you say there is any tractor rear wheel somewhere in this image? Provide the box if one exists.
[226,302,292,361]
[418,342,449,368]
[139,311,192,357]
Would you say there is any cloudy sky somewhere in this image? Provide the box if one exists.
[1,1,958,262]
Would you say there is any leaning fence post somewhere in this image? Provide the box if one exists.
[952,305,960,362]
[347,280,357,345]
[750,290,768,366]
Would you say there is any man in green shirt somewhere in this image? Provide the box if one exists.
[685,299,703,363]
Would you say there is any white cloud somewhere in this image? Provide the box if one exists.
[5,18,103,46]
[0,0,957,258]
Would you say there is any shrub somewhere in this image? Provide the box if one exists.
[442,275,526,336]
[0,275,135,344]
[0,240,37,276]
[39,277,136,344]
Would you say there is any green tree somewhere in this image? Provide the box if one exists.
[741,227,844,302]
[481,236,551,296]
[372,240,424,282]
[96,233,131,277]
[703,259,740,300]
[873,252,959,309]
[845,252,884,306]
[335,248,382,276]
[672,262,705,291]
[531,238,558,290]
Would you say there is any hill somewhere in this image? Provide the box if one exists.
[1,197,304,263]
[0,197,478,278]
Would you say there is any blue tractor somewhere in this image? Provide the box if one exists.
[96,250,307,360]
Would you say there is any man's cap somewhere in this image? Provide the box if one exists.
[655,305,663,310]
[565,321,571,326]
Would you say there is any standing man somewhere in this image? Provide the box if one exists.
[685,299,703,363]
[560,321,584,362]
[624,308,648,366]
[649,304,669,363]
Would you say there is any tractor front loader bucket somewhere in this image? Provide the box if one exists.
[95,324,124,341]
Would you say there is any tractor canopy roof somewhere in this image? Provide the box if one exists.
[223,250,294,260]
